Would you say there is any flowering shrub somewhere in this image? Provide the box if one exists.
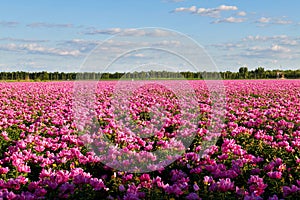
[0,80,299,199]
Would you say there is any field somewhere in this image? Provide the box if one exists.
[0,80,300,199]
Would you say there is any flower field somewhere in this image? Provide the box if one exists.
[0,80,300,199]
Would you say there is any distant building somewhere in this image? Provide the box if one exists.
[277,71,285,79]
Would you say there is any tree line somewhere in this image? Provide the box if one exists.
[0,67,300,81]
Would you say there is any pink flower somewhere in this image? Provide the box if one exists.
[59,183,75,198]
[1,131,10,141]
[209,178,234,192]
[186,192,201,200]
[268,194,279,200]
[140,174,151,182]
[203,176,213,185]
[119,184,126,192]
[283,185,300,197]
[0,167,9,174]
[193,182,200,191]
[248,175,268,196]
[267,171,282,179]
[89,178,106,190]
[34,188,47,197]
[6,191,17,200]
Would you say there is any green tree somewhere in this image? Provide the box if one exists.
[255,67,265,79]
[239,67,249,79]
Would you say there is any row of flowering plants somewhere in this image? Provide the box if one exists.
[0,80,299,199]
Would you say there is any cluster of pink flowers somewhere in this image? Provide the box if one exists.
[0,80,299,199]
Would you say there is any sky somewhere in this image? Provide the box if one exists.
[0,0,300,72]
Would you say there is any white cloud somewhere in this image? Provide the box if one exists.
[164,0,186,3]
[133,53,145,58]
[247,44,291,54]
[0,37,49,43]
[212,17,246,24]
[173,4,238,18]
[217,5,238,11]
[103,39,181,48]
[270,44,291,53]
[273,19,292,25]
[154,40,181,46]
[59,39,100,52]
[235,45,295,60]
[0,43,81,56]
[124,53,146,58]
[174,6,196,13]
[248,46,264,51]
[255,17,293,26]
[257,17,271,23]
[242,35,298,46]
[210,43,244,50]
[236,11,247,16]
[211,35,299,50]
[63,39,99,45]
[0,21,19,27]
[281,39,298,46]
[27,22,74,28]
[242,35,288,42]
[209,34,300,66]
[82,28,173,37]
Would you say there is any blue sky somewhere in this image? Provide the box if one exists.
[0,0,300,72]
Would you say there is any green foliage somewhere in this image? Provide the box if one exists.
[0,125,22,159]
[1,68,300,81]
